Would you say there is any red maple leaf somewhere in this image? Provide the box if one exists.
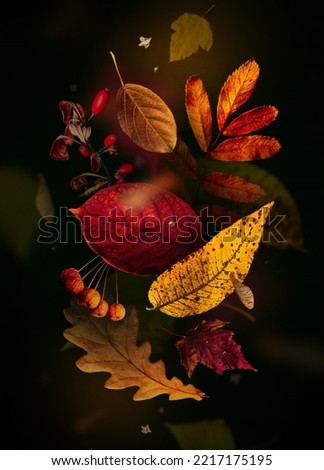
[176,319,256,377]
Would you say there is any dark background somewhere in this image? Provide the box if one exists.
[1,0,323,450]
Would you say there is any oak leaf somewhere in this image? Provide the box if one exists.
[147,201,273,317]
[63,304,205,401]
[185,75,212,152]
[202,172,265,202]
[169,13,213,62]
[223,105,279,136]
[116,84,177,153]
[176,319,256,377]
[209,135,281,161]
[217,58,260,132]
[70,182,205,276]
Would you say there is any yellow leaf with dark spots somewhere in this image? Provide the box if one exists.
[147,202,274,317]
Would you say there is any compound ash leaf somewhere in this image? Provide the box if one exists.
[185,76,212,152]
[217,58,260,132]
[64,304,205,401]
[165,136,199,181]
[70,182,205,276]
[176,319,256,377]
[223,105,279,136]
[169,13,213,62]
[202,172,265,203]
[147,201,274,317]
[116,83,177,153]
[209,135,281,161]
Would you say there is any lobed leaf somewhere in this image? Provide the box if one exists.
[64,304,205,401]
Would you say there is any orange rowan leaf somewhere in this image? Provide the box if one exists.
[64,304,205,401]
[217,58,260,131]
[209,135,281,161]
[165,136,199,180]
[185,75,212,152]
[223,105,279,136]
[202,172,265,202]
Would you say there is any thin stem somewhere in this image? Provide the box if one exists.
[159,325,184,339]
[78,255,100,273]
[202,4,215,18]
[109,51,125,87]
[115,270,119,304]
[82,259,105,283]
[222,301,256,322]
[102,266,110,299]
[94,263,110,290]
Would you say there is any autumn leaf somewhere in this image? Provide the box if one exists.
[110,52,177,153]
[185,75,212,152]
[209,135,281,161]
[63,303,205,401]
[147,201,274,317]
[202,172,265,203]
[165,136,199,181]
[223,105,279,136]
[209,161,304,250]
[231,275,254,310]
[169,13,213,62]
[70,182,205,276]
[217,58,260,132]
[176,319,256,377]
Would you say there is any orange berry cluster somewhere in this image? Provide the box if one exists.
[60,267,126,321]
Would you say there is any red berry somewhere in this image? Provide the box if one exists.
[115,177,125,185]
[103,133,117,148]
[108,303,126,321]
[91,88,109,115]
[78,144,92,157]
[117,163,134,175]
[60,267,80,283]
[90,299,109,318]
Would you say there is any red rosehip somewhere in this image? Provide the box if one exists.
[103,133,117,148]
[65,277,85,295]
[78,144,92,157]
[108,303,126,321]
[75,288,101,309]
[90,299,109,318]
[91,88,109,115]
[117,163,134,175]
[60,267,80,283]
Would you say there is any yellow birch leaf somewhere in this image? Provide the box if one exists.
[148,201,274,317]
[169,13,213,62]
[185,75,212,152]
[217,58,260,132]
[116,83,177,153]
[64,303,205,401]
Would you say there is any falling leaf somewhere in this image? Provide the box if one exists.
[70,182,205,276]
[202,172,265,202]
[231,274,254,309]
[147,201,273,317]
[165,136,198,180]
[141,424,152,434]
[166,419,235,450]
[185,75,212,152]
[217,58,260,132]
[223,105,279,136]
[209,135,281,161]
[176,319,256,377]
[138,36,152,48]
[169,13,213,62]
[63,304,205,401]
[35,173,55,220]
[116,83,177,153]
